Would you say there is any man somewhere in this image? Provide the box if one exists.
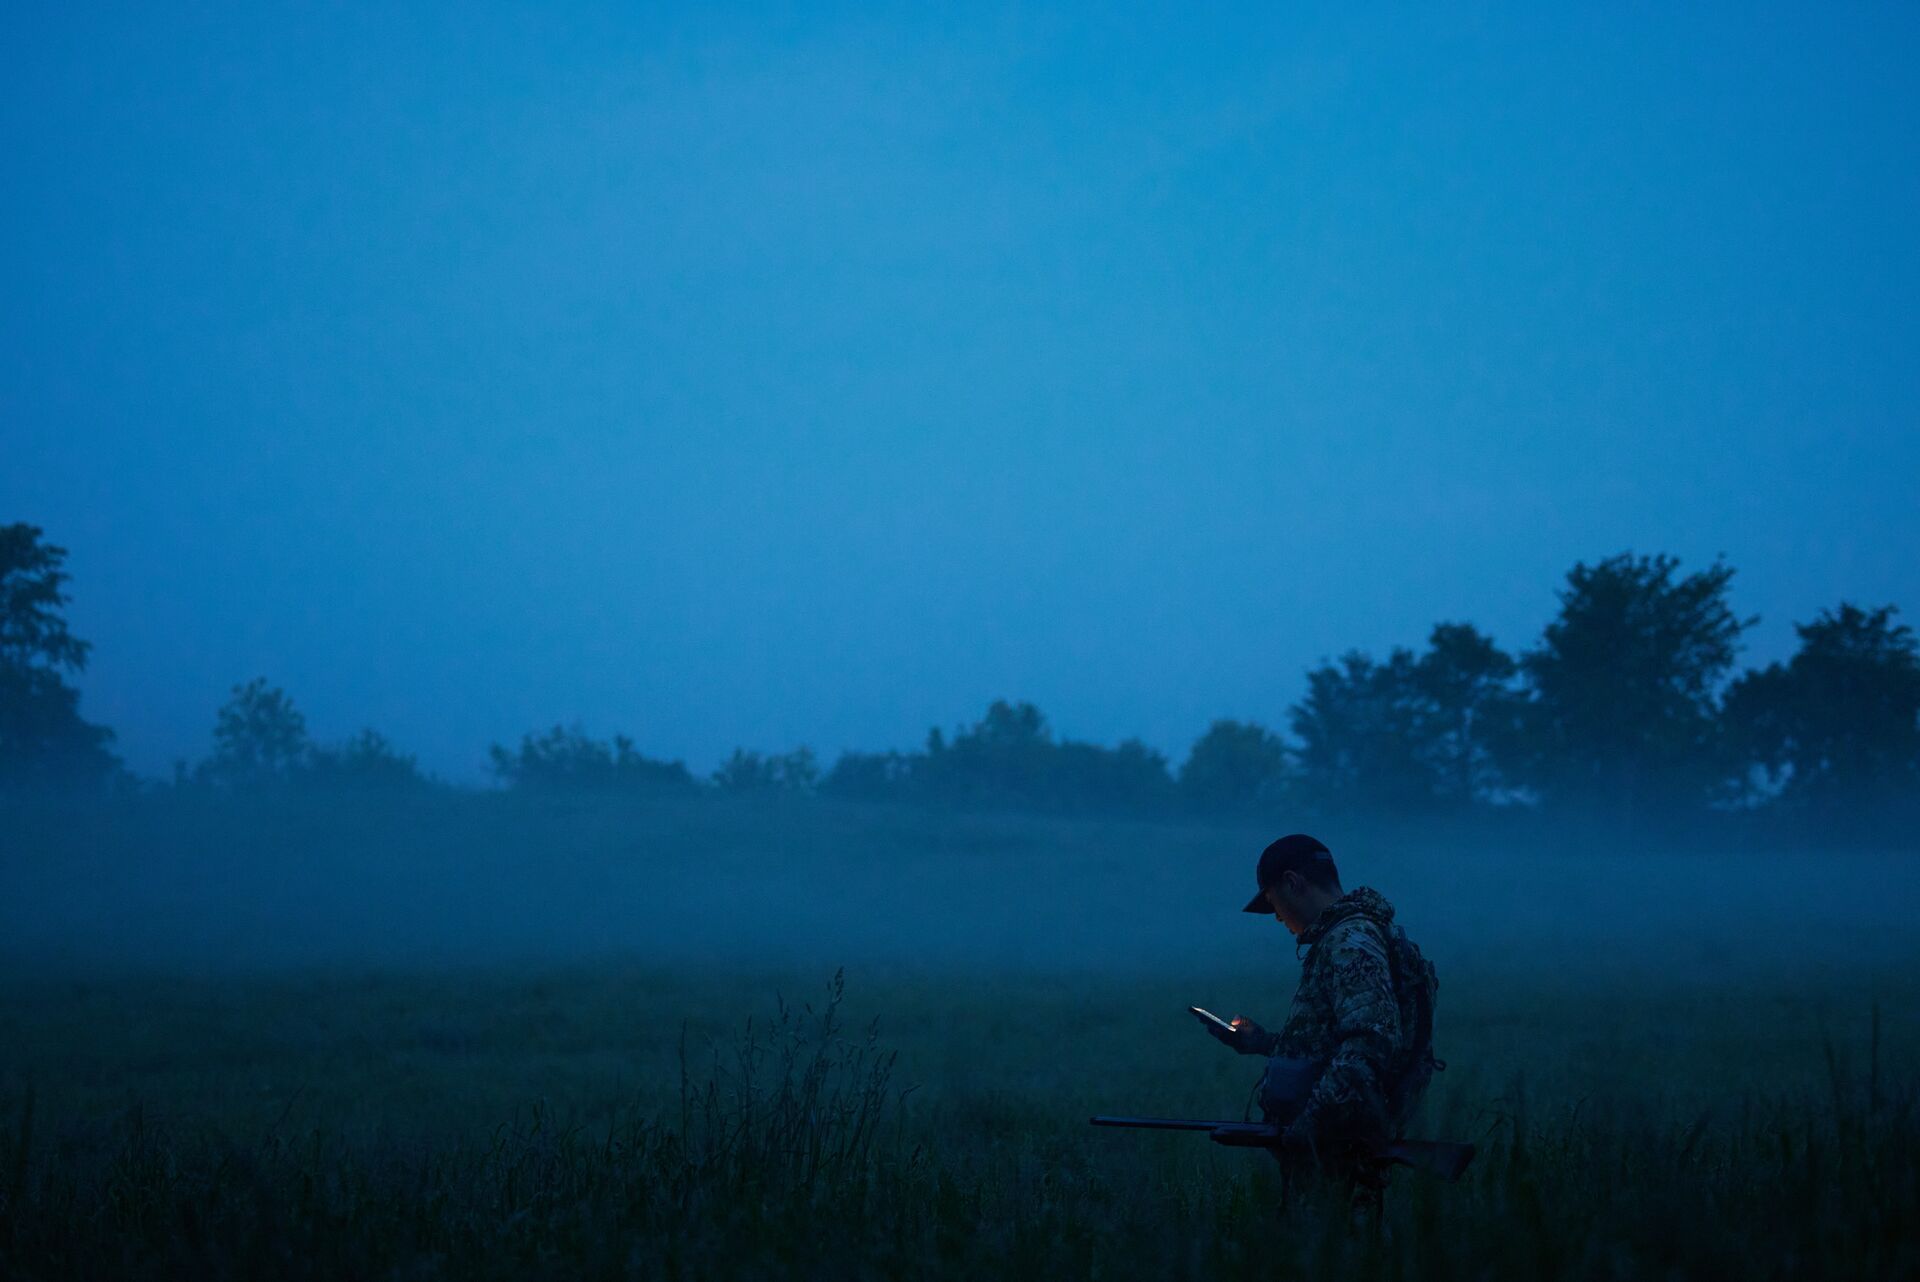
[1202,833,1439,1207]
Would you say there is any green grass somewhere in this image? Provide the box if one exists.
[3,958,1917,1279]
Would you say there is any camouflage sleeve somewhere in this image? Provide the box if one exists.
[1295,920,1398,1159]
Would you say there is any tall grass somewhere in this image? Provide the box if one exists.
[672,970,913,1198]
[2,970,1917,1280]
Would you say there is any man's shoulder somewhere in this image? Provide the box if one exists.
[1315,913,1392,965]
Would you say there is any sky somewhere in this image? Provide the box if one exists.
[4,2,1918,784]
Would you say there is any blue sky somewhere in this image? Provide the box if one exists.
[5,3,1917,781]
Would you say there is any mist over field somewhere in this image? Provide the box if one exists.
[5,796,1919,985]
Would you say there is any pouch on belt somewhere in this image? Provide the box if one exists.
[1259,1056,1326,1125]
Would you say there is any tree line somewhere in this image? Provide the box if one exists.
[4,522,1917,832]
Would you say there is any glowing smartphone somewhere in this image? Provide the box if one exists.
[1188,1005,1237,1033]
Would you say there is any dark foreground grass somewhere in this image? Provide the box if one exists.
[2,964,1918,1280]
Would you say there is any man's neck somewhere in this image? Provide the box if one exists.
[1299,884,1345,931]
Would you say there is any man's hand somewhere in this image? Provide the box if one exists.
[1202,1016,1270,1055]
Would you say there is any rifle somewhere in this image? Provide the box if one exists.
[1089,1116,1475,1182]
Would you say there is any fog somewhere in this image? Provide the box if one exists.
[5,796,1914,988]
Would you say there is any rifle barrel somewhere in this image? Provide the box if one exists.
[1088,1116,1234,1132]
[1090,1116,1477,1182]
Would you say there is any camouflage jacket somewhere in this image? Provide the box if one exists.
[1257,887,1405,1153]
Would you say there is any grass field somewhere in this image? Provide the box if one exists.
[3,794,1918,1278]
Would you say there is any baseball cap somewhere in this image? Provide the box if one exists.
[1241,833,1333,912]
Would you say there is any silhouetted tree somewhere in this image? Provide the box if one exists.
[712,746,820,795]
[201,677,311,789]
[1051,737,1176,812]
[1504,553,1754,824]
[908,700,1174,814]
[1179,719,1292,813]
[917,700,1055,808]
[1414,622,1520,807]
[306,728,434,792]
[819,749,916,802]
[488,725,696,793]
[0,523,118,788]
[1288,625,1523,814]
[1291,649,1439,812]
[1721,603,1920,814]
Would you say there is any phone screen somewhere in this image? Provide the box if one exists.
[1189,1005,1235,1032]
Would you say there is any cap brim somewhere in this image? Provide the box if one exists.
[1242,890,1270,914]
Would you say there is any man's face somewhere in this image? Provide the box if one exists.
[1263,871,1313,935]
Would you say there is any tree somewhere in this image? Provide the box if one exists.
[488,725,696,793]
[911,700,1174,814]
[1506,553,1754,823]
[1290,649,1438,813]
[1721,603,1920,813]
[916,700,1056,808]
[818,749,915,802]
[712,746,820,795]
[1413,622,1519,807]
[0,523,118,788]
[306,728,434,792]
[1287,625,1520,814]
[1050,736,1176,812]
[1179,719,1292,813]
[202,678,311,788]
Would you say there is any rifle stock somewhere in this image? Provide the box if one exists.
[1089,1116,1476,1183]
